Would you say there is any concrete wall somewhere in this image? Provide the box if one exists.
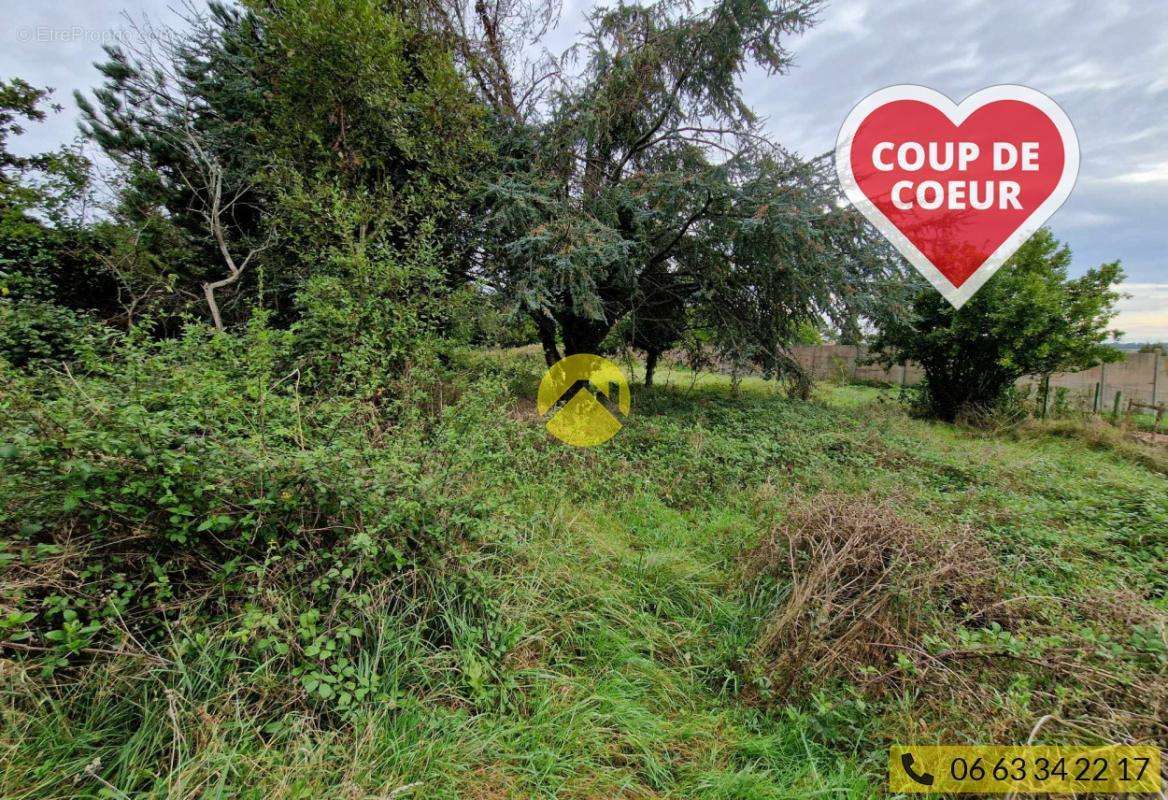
[789,344,923,386]
[790,346,1166,408]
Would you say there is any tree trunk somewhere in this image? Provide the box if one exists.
[532,311,562,367]
[644,349,659,387]
[203,282,225,332]
[559,315,608,358]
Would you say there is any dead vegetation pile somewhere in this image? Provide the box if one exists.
[741,494,1168,744]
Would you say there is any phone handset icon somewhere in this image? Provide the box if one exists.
[901,753,936,786]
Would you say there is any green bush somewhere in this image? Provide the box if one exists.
[445,286,539,349]
[871,229,1123,421]
[0,319,512,710]
[288,226,458,395]
[0,297,110,369]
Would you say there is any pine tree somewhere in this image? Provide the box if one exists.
[433,0,909,370]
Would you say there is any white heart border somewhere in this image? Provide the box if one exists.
[835,84,1080,309]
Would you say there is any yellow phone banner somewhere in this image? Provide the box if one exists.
[889,744,1161,794]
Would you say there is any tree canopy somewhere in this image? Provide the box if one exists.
[430,0,909,377]
[69,0,913,383]
[78,0,488,329]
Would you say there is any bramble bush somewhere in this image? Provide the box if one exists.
[0,316,522,713]
[0,297,112,369]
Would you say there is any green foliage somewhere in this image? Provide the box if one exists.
[289,223,452,392]
[0,81,124,369]
[0,78,55,182]
[0,208,125,321]
[79,0,488,329]
[445,286,540,348]
[77,3,275,319]
[0,320,503,693]
[4,362,1165,797]
[252,0,486,215]
[1,80,124,320]
[0,3,1154,797]
[872,229,1124,421]
[0,298,110,369]
[449,0,908,367]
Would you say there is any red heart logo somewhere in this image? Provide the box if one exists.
[836,85,1079,307]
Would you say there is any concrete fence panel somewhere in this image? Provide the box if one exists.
[790,345,1164,409]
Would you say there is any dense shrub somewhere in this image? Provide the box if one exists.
[79,0,488,330]
[872,229,1123,421]
[290,248,447,393]
[0,298,111,369]
[0,320,513,710]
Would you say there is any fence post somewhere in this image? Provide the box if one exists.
[1099,363,1108,413]
[1093,382,1101,413]
[1153,351,1161,407]
[1040,374,1051,419]
[1112,390,1122,421]
[900,362,908,388]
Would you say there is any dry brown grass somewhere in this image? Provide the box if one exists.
[741,494,1168,745]
[743,494,1000,700]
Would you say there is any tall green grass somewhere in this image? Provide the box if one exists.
[3,355,1164,798]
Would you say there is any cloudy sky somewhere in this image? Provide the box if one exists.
[3,0,1166,340]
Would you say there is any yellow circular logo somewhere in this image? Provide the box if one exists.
[537,354,630,447]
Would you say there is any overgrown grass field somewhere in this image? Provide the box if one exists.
[2,349,1165,799]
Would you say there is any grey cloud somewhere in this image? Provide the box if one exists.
[735,0,1167,336]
